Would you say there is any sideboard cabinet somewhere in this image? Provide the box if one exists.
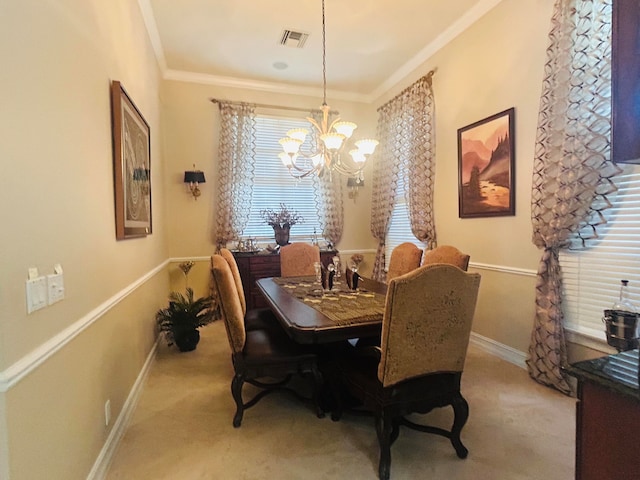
[232,250,338,310]
[567,350,640,480]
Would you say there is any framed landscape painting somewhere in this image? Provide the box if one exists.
[457,108,515,218]
[111,80,152,239]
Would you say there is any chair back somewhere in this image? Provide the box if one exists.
[387,242,422,282]
[378,264,481,387]
[219,248,247,315]
[422,245,470,271]
[280,243,321,277]
[211,254,246,355]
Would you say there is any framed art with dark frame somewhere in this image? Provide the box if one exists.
[457,107,515,218]
[111,80,152,239]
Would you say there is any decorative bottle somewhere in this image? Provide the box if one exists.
[611,280,636,314]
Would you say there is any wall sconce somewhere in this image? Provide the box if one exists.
[347,176,364,201]
[184,165,206,200]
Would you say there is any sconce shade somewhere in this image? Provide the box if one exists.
[347,177,364,187]
[184,170,206,184]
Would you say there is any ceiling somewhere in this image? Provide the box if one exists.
[141,0,504,102]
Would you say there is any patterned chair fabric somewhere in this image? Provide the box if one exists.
[280,243,321,277]
[217,248,276,332]
[421,245,470,271]
[386,242,422,282]
[211,254,323,427]
[333,264,481,480]
[219,248,247,315]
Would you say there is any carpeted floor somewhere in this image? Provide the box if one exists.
[105,320,576,479]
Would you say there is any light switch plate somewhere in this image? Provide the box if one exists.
[47,273,64,305]
[26,277,47,313]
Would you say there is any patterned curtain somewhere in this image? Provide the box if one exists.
[310,108,344,246]
[313,172,344,246]
[527,0,621,395]
[214,102,257,248]
[370,73,437,281]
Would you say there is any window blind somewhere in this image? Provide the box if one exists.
[384,176,425,268]
[560,165,640,339]
[242,115,323,242]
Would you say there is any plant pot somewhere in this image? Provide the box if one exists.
[273,225,291,246]
[173,328,200,352]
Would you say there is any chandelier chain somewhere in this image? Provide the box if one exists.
[321,0,327,106]
[276,0,378,179]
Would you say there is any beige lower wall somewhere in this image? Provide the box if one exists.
[4,268,168,480]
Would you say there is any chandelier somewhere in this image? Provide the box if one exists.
[278,0,378,179]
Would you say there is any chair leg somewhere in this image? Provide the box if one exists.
[375,411,393,480]
[231,373,245,428]
[450,393,469,458]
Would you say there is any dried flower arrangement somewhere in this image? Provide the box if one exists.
[260,203,303,228]
[350,253,364,266]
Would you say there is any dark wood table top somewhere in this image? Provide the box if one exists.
[256,276,387,344]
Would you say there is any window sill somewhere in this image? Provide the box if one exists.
[565,326,618,355]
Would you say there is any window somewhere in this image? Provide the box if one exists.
[241,114,323,241]
[560,165,640,340]
[384,175,425,268]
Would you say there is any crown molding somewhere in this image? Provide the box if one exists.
[371,0,506,100]
[163,69,373,103]
[138,0,506,104]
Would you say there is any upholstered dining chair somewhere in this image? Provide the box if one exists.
[279,242,321,277]
[332,264,481,480]
[386,242,422,282]
[218,248,277,332]
[211,254,324,427]
[422,244,470,271]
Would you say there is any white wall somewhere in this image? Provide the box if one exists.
[0,0,168,478]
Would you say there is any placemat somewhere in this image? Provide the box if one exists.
[273,276,386,325]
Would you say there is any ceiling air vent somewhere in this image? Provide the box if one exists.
[279,29,309,48]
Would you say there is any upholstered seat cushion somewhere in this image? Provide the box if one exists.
[243,327,317,365]
[245,307,280,332]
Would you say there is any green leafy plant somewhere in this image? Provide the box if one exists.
[156,287,214,348]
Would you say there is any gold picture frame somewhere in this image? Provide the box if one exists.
[111,80,152,239]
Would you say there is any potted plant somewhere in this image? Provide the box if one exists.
[260,203,303,246]
[156,261,215,352]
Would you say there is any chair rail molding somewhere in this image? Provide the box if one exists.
[0,260,169,393]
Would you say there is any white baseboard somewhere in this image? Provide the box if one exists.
[470,331,528,369]
[87,337,159,480]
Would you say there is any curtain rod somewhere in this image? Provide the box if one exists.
[210,98,326,114]
[377,69,437,112]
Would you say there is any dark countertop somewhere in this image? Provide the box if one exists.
[231,248,337,257]
[566,349,640,403]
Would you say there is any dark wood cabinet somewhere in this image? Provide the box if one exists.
[233,250,338,310]
[567,350,640,480]
[612,0,640,163]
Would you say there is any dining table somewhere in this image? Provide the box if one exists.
[255,275,387,344]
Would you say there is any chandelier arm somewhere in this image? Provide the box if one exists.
[286,165,322,179]
[327,117,343,131]
[307,117,323,133]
